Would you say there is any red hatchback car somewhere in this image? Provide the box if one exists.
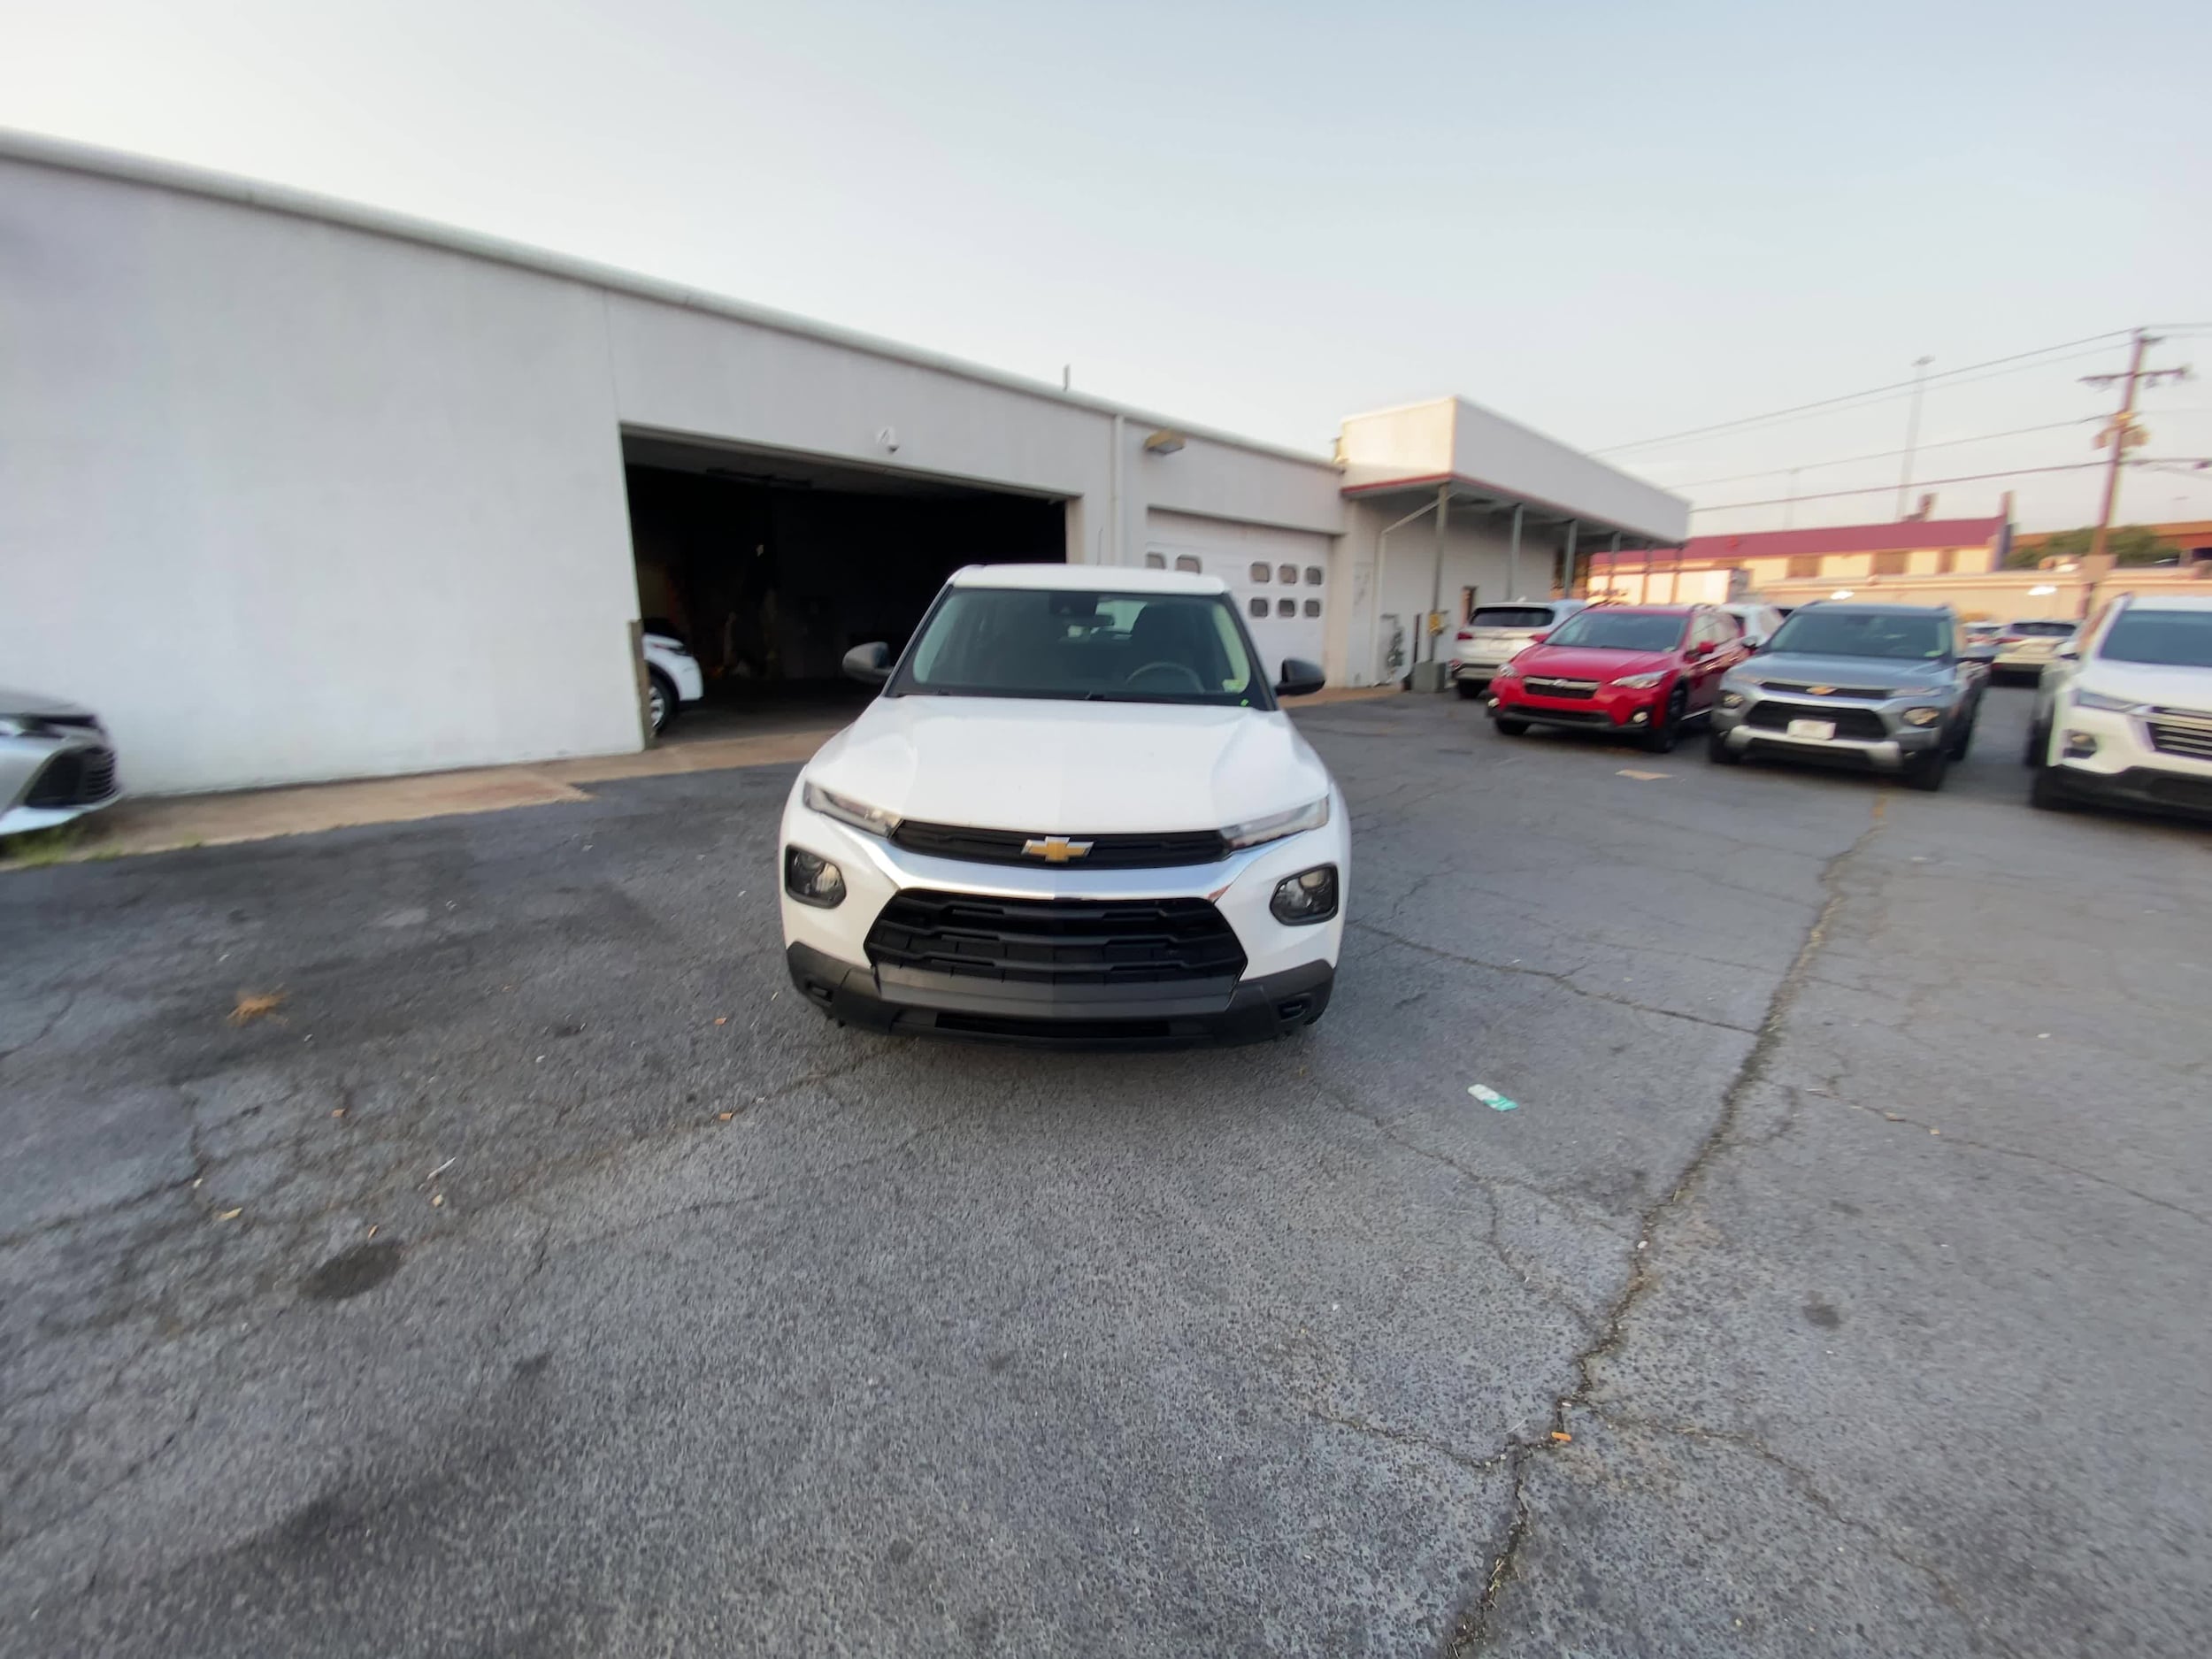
[1487,603,1750,753]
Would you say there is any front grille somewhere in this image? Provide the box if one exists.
[1521,708,1615,726]
[1762,680,1897,701]
[1522,678,1598,699]
[2147,719,2212,762]
[866,891,1247,987]
[23,747,119,808]
[891,819,1226,869]
[2145,773,2212,811]
[1745,702,1890,741]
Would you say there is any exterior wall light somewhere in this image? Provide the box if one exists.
[1143,429,1187,456]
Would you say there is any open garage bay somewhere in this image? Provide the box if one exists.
[2,687,2205,1656]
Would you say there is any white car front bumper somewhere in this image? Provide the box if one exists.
[777,784,1348,1043]
[2039,699,2212,815]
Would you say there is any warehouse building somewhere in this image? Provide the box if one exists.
[0,132,1686,796]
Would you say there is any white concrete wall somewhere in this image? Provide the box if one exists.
[0,156,644,795]
[1337,500,1561,686]
[0,146,1346,793]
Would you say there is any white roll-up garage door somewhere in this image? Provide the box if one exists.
[1143,511,1333,684]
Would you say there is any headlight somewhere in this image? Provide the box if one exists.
[1223,796,1329,850]
[783,846,847,908]
[1610,671,1667,690]
[1270,864,1340,926]
[2073,689,2139,713]
[802,780,901,838]
[1718,691,1747,710]
[0,715,54,739]
[1900,707,1943,726]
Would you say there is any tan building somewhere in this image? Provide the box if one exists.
[1584,513,2012,605]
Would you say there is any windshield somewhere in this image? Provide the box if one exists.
[1544,611,1686,652]
[2008,621,2076,638]
[2100,610,2212,669]
[892,587,1268,706]
[1766,609,1949,661]
[1469,606,1556,630]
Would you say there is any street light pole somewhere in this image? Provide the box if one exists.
[1896,356,1933,518]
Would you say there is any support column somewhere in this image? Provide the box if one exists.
[1427,484,1450,663]
[1560,520,1579,598]
[1506,503,1524,601]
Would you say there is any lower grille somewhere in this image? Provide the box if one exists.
[23,747,119,808]
[1522,678,1597,699]
[891,819,1225,868]
[2147,720,2212,762]
[1520,707,1615,726]
[1745,702,1889,741]
[866,891,1247,986]
[2145,772,2212,811]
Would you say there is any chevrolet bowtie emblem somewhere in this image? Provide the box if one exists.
[1021,835,1094,863]
[1807,686,1836,695]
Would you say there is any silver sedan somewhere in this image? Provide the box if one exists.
[1,689,123,838]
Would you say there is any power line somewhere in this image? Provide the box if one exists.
[1686,457,2211,515]
[1666,419,2098,492]
[1595,329,2135,456]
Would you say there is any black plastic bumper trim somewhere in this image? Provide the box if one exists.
[786,941,1334,1048]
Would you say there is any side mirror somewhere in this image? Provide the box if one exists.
[842,642,893,685]
[1528,631,1551,645]
[1961,643,1998,664]
[2055,643,2080,661]
[1277,657,1326,698]
[1689,639,1717,658]
[1741,633,1766,649]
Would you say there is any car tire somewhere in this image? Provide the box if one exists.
[1706,731,1740,765]
[1493,717,1530,737]
[2028,760,2075,811]
[1455,680,1482,700]
[647,670,679,737]
[1642,687,1686,754]
[1948,718,1974,761]
[2021,718,2048,767]
[1901,747,1948,791]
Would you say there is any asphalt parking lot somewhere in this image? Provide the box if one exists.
[4,685,2207,1657]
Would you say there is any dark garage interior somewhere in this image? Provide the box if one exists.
[621,434,1065,734]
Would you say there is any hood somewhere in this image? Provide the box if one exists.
[2078,659,2212,708]
[1740,652,1955,693]
[1510,644,1678,681]
[0,687,97,719]
[804,696,1332,832]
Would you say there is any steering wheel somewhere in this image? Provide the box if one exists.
[1125,661,1206,692]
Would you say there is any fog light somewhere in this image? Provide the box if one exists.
[1901,707,1942,726]
[1271,864,1339,926]
[1719,691,1746,710]
[1630,710,1649,724]
[783,845,846,908]
[2062,731,2099,758]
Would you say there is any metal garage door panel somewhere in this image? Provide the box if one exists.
[1143,511,1330,685]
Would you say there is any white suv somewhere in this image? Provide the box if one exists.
[779,565,1348,1044]
[1451,600,1587,697]
[2026,594,2212,818]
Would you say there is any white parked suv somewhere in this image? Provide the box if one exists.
[642,626,703,734]
[2026,594,2212,818]
[1450,600,1587,697]
[780,565,1348,1044]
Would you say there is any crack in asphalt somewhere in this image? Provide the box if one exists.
[1347,920,1758,1036]
[1444,804,1887,1655]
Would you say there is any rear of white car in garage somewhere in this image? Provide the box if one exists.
[779,565,1348,1045]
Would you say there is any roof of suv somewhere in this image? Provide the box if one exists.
[2116,593,2212,613]
[949,564,1228,596]
[1795,601,1953,617]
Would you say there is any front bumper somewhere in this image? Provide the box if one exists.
[0,735,123,838]
[1709,692,1950,772]
[778,786,1348,1046]
[2040,701,2212,816]
[1489,680,1666,730]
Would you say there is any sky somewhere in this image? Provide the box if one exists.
[4,0,2209,533]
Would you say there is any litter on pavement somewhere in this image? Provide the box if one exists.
[1469,1084,1518,1112]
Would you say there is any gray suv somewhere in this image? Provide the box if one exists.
[1706,602,1992,791]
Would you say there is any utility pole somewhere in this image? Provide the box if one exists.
[2083,330,2190,565]
[1895,356,1934,518]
